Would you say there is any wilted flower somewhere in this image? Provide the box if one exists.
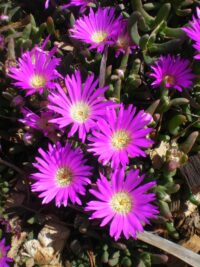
[31,142,92,207]
[70,7,122,52]
[114,20,137,57]
[23,132,34,145]
[45,0,93,10]
[62,0,94,11]
[19,108,57,137]
[86,169,158,240]
[0,238,12,267]
[88,104,153,168]
[150,55,194,91]
[48,70,112,142]
[11,95,24,107]
[9,44,61,96]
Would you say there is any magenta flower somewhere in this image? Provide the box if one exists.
[114,20,137,57]
[182,7,200,59]
[150,55,194,91]
[193,41,200,59]
[86,169,158,240]
[62,0,94,11]
[45,0,93,10]
[70,7,122,52]
[48,70,112,142]
[19,108,57,137]
[0,238,12,267]
[9,45,61,96]
[88,104,153,169]
[182,7,200,43]
[31,142,92,207]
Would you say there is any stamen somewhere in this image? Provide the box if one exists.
[70,101,90,123]
[110,192,132,214]
[117,36,128,48]
[30,74,46,88]
[91,31,108,43]
[164,75,175,86]
[111,130,130,150]
[55,167,73,187]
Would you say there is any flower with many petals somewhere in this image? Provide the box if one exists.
[31,142,92,207]
[48,70,112,142]
[86,169,158,240]
[150,55,194,91]
[20,108,58,137]
[114,20,137,57]
[70,7,122,52]
[0,238,12,267]
[88,104,153,168]
[182,7,200,59]
[9,44,61,96]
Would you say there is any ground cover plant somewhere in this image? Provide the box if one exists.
[1,0,200,266]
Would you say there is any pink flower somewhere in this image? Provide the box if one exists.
[88,104,153,168]
[182,7,200,59]
[114,20,137,57]
[150,55,194,91]
[48,70,113,142]
[86,169,158,240]
[70,7,122,52]
[31,142,92,207]
[9,43,61,96]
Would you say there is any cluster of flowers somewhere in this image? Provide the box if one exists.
[47,1,136,56]
[7,2,198,244]
[9,43,158,240]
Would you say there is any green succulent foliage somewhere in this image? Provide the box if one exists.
[128,0,190,60]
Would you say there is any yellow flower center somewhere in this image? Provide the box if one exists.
[164,75,175,86]
[110,192,132,214]
[91,31,108,43]
[30,74,46,88]
[55,167,73,187]
[70,101,90,123]
[111,130,131,150]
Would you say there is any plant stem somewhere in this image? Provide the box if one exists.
[0,158,24,175]
[99,46,108,87]
[131,0,154,21]
[113,51,130,101]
